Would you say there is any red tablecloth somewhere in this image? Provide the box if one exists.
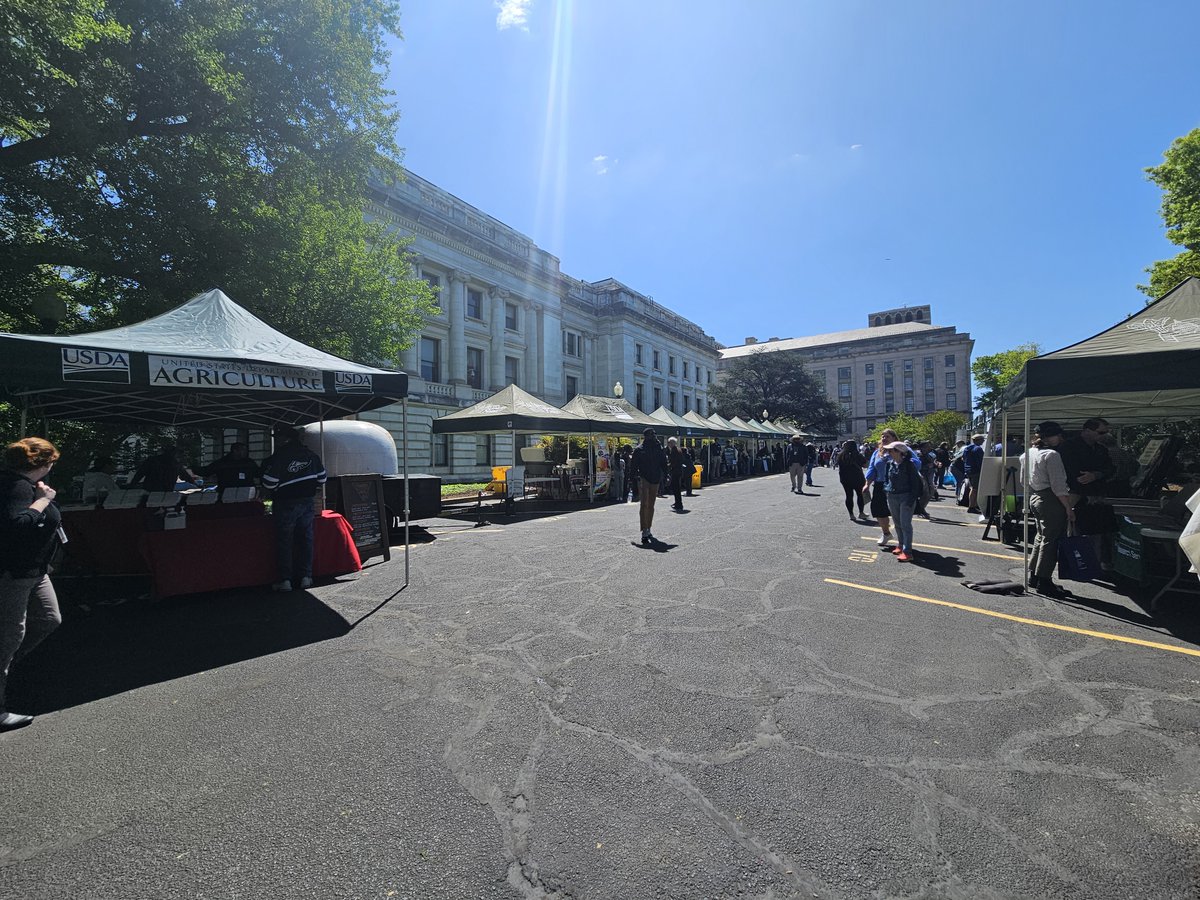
[139,510,361,598]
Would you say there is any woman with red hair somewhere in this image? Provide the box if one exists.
[1,437,64,731]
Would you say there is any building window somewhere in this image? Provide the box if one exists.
[884,361,893,374]
[838,383,851,399]
[866,379,875,395]
[706,369,712,384]
[884,375,894,392]
[653,387,661,409]
[904,396,915,412]
[924,357,933,371]
[904,375,913,391]
[866,399,876,415]
[683,395,691,413]
[945,354,955,367]
[635,382,645,411]
[433,433,448,467]
[669,390,677,412]
[422,273,442,308]
[636,343,644,365]
[683,361,690,380]
[885,399,895,414]
[466,287,483,320]
[505,303,518,330]
[864,363,874,376]
[565,375,578,398]
[924,375,934,390]
[903,358,913,372]
[475,434,491,466]
[925,389,936,410]
[946,392,958,409]
[466,347,484,389]
[945,372,956,389]
[837,366,851,379]
[505,356,520,386]
[563,331,582,358]
[420,337,440,383]
[668,356,676,375]
[653,350,661,370]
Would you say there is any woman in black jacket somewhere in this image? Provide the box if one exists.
[666,436,685,511]
[836,439,867,520]
[0,437,64,732]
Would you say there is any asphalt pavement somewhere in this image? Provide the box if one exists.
[2,471,1198,900]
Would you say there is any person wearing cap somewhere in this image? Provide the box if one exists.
[862,428,900,547]
[1019,421,1075,598]
[882,441,923,561]
[784,435,810,495]
[260,425,327,592]
[962,434,986,513]
[628,427,668,546]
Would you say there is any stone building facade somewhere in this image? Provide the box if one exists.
[719,305,974,439]
[361,170,722,482]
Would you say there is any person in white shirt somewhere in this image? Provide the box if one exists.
[1019,422,1076,598]
[82,456,119,504]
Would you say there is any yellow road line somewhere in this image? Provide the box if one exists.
[824,578,1200,658]
[858,536,1022,561]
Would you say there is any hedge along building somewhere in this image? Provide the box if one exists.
[719,306,975,440]
[362,170,722,483]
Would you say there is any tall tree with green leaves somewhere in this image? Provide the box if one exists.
[0,0,435,360]
[971,342,1040,411]
[709,349,841,434]
[1141,128,1200,300]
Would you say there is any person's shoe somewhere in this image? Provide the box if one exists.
[0,712,34,732]
[891,547,903,555]
[896,552,911,562]
[299,576,313,590]
[1037,580,1068,599]
[272,580,293,592]
[967,507,981,514]
[671,504,684,511]
[977,514,989,523]
[641,534,652,546]
[877,533,892,547]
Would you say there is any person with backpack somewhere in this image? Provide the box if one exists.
[628,427,667,546]
[883,441,923,562]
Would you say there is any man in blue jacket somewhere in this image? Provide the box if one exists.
[261,425,327,592]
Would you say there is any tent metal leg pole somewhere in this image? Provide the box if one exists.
[319,414,326,509]
[19,399,27,438]
[403,399,410,588]
[1023,399,1031,589]
[589,433,595,504]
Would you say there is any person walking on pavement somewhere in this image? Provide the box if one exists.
[804,441,818,486]
[628,427,667,545]
[883,441,923,562]
[785,435,809,494]
[0,437,64,732]
[836,439,868,520]
[666,437,686,511]
[261,425,327,592]
[863,428,900,547]
[682,446,696,497]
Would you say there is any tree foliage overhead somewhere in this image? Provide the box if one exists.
[0,0,435,360]
[971,342,1040,411]
[709,349,841,434]
[1141,128,1200,300]
[865,409,966,446]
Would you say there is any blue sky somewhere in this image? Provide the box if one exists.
[384,1,1200,360]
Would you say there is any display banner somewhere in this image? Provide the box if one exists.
[148,355,324,392]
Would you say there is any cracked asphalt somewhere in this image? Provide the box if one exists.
[2,471,1199,899]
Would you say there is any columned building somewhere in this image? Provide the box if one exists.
[361,170,721,481]
[718,305,974,439]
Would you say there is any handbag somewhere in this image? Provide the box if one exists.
[1058,525,1102,582]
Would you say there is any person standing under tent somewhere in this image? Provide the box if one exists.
[1020,423,1075,599]
[629,428,667,546]
[0,438,64,732]
[261,425,327,592]
[862,428,900,548]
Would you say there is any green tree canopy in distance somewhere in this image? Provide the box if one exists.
[0,0,435,361]
[708,349,842,435]
[971,342,1040,411]
[1142,128,1200,300]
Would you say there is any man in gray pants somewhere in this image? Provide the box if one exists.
[1020,422,1075,599]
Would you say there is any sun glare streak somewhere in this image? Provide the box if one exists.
[533,0,572,262]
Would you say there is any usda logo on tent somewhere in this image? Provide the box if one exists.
[61,348,131,384]
[335,371,373,393]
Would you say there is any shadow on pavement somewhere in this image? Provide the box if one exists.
[909,550,965,578]
[7,583,351,715]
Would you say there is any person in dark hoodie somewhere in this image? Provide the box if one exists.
[628,427,667,546]
[260,425,327,592]
[0,437,64,732]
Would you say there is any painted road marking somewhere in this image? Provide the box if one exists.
[848,550,877,564]
[824,578,1200,658]
[859,536,1022,561]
